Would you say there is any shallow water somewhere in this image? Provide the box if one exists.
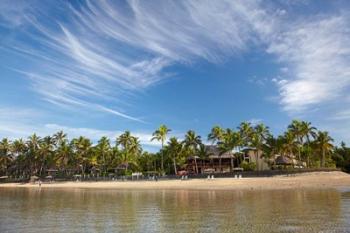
[0,188,349,233]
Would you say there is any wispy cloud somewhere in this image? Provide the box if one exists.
[0,106,158,147]
[267,15,350,113]
[2,0,350,142]
[2,0,271,122]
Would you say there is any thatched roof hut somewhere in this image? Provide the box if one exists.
[275,156,293,165]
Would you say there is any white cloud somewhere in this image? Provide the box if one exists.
[2,0,272,122]
[2,0,350,143]
[267,15,350,112]
[0,0,34,27]
[0,106,154,146]
[248,118,263,126]
[0,120,160,149]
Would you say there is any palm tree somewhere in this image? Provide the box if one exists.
[151,125,171,173]
[53,131,67,146]
[11,138,27,176]
[281,131,298,158]
[95,136,111,175]
[300,121,317,167]
[27,134,41,175]
[117,131,142,170]
[55,140,72,174]
[314,131,334,167]
[263,136,280,158]
[38,136,55,175]
[250,123,270,171]
[128,136,142,166]
[117,131,132,162]
[0,138,12,175]
[166,137,182,175]
[238,121,253,147]
[183,130,202,174]
[208,125,224,144]
[288,120,304,162]
[217,129,241,172]
[72,136,92,175]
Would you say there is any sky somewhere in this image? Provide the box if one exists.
[1,0,350,151]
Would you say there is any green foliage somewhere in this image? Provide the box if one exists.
[240,161,256,171]
[0,119,346,177]
[332,142,350,172]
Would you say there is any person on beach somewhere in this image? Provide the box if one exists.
[38,180,41,187]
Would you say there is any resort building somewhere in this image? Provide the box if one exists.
[186,145,235,174]
[241,147,270,171]
[185,146,275,174]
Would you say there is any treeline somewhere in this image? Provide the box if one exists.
[0,120,349,177]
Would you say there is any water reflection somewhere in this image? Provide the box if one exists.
[0,188,349,233]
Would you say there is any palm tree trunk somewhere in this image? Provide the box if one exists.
[161,142,164,173]
[255,151,259,171]
[103,153,106,176]
[173,157,177,175]
[194,157,198,174]
[219,156,222,173]
[322,149,325,168]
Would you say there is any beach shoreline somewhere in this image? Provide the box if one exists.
[1,171,349,191]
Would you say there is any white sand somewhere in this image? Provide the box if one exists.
[1,171,349,190]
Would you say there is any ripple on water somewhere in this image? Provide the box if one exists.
[0,188,349,233]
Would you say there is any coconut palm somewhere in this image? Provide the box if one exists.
[38,136,54,175]
[11,139,27,176]
[281,131,298,158]
[151,125,171,173]
[27,134,41,175]
[238,121,253,147]
[217,129,241,172]
[288,120,304,162]
[0,138,12,175]
[95,136,111,175]
[53,131,67,146]
[314,131,334,167]
[71,136,92,175]
[128,136,142,163]
[55,140,72,173]
[208,125,224,144]
[166,137,182,175]
[183,130,202,174]
[117,131,141,170]
[117,131,133,162]
[250,123,270,171]
[300,121,317,167]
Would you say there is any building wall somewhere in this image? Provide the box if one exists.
[244,150,270,171]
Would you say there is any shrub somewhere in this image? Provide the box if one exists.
[240,161,256,171]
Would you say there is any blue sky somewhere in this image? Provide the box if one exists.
[1,0,350,150]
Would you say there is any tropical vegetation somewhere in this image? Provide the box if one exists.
[0,120,349,178]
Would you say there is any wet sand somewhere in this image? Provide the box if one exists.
[1,171,349,190]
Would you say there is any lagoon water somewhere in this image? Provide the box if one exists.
[0,188,350,233]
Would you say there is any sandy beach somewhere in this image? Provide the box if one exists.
[1,171,349,190]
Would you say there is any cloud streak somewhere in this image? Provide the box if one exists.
[1,0,350,141]
[0,106,158,147]
[1,0,271,122]
[267,15,350,113]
